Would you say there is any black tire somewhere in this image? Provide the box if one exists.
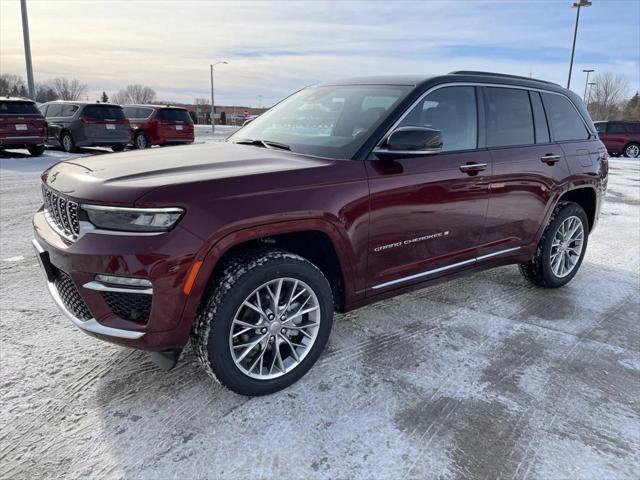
[624,142,640,158]
[192,249,334,396]
[111,144,125,152]
[519,202,589,288]
[28,145,46,156]
[60,131,76,153]
[134,132,149,149]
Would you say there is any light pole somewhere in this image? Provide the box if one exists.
[567,0,592,89]
[20,0,35,100]
[587,82,596,105]
[210,61,228,133]
[582,69,594,101]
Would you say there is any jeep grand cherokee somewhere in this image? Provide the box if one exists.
[33,71,608,396]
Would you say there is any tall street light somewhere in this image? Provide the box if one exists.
[210,61,228,133]
[20,0,35,100]
[587,82,596,105]
[567,0,592,89]
[582,68,594,101]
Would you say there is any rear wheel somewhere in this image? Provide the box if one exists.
[519,202,589,288]
[60,132,76,153]
[134,132,149,149]
[28,145,45,156]
[192,249,334,396]
[624,143,640,158]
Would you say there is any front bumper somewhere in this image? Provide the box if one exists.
[33,208,205,350]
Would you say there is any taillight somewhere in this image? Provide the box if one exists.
[79,116,89,124]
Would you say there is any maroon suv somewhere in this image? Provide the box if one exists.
[122,105,194,149]
[33,72,608,396]
[0,97,47,156]
[594,121,640,158]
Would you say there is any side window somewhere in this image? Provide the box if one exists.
[608,123,626,134]
[484,87,534,147]
[45,104,63,118]
[60,105,78,117]
[530,91,550,144]
[40,104,48,116]
[137,107,153,118]
[594,122,607,134]
[541,93,590,141]
[627,123,640,133]
[398,86,477,151]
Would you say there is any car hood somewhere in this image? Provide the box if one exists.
[42,142,332,205]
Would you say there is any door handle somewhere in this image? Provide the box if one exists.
[459,163,488,175]
[540,154,561,165]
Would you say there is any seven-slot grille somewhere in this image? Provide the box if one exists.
[41,184,80,240]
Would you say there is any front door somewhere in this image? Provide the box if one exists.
[365,85,491,292]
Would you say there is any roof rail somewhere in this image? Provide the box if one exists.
[449,71,559,86]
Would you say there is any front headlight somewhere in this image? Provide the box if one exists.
[82,205,184,232]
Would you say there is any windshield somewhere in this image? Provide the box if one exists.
[228,84,412,158]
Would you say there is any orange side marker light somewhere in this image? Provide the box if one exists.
[183,260,203,295]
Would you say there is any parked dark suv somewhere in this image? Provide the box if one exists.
[0,97,47,156]
[594,121,640,158]
[41,101,131,152]
[123,105,194,149]
[33,72,608,395]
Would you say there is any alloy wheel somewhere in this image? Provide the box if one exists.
[550,215,584,278]
[229,277,321,380]
[136,134,147,149]
[625,144,639,158]
[62,135,72,152]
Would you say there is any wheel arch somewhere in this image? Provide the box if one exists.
[184,219,358,321]
[557,186,597,231]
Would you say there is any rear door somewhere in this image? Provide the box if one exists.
[0,100,46,141]
[605,122,628,154]
[81,105,130,142]
[155,108,194,142]
[481,87,568,255]
[44,103,65,141]
[366,85,491,291]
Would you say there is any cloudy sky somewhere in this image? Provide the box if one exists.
[1,0,638,106]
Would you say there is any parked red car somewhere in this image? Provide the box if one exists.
[33,72,608,396]
[122,105,194,149]
[0,97,47,156]
[594,121,640,158]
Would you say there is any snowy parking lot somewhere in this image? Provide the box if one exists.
[1,132,639,479]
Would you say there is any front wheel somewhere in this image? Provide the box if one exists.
[519,202,589,288]
[28,145,46,156]
[192,249,334,396]
[624,143,640,158]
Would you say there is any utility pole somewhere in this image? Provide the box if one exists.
[210,61,228,133]
[20,0,35,100]
[567,0,592,89]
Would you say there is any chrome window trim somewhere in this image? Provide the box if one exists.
[376,82,593,149]
[372,246,521,290]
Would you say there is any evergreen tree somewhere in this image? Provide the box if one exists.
[101,91,109,103]
[622,92,640,120]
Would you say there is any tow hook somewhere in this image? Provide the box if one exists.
[150,349,183,371]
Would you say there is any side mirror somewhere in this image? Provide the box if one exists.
[373,126,443,159]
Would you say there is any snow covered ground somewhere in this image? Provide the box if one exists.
[0,133,639,479]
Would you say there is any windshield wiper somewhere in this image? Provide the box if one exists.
[232,138,291,151]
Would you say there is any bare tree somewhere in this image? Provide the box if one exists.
[0,74,28,97]
[587,72,630,121]
[35,81,59,102]
[111,85,157,104]
[51,77,87,100]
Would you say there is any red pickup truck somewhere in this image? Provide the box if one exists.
[33,72,608,395]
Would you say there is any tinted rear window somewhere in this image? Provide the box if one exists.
[123,107,153,119]
[82,105,125,120]
[541,93,590,141]
[0,101,40,115]
[608,123,626,134]
[485,87,534,147]
[594,122,607,133]
[156,109,192,122]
